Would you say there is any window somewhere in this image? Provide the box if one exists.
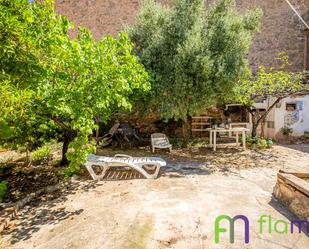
[255,98,266,103]
[252,108,266,116]
[267,121,275,129]
[286,103,296,111]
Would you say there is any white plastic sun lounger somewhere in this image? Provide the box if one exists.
[85,154,166,180]
[151,133,172,153]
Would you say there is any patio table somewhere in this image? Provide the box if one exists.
[206,127,250,151]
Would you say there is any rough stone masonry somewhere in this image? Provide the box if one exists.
[55,0,309,72]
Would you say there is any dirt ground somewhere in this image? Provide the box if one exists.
[1,144,309,249]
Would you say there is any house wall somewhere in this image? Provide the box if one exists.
[274,95,309,137]
[259,95,309,139]
[54,0,309,72]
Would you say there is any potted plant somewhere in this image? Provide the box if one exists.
[280,126,293,136]
[280,126,293,144]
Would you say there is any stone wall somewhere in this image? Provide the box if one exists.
[55,0,309,72]
[273,172,309,220]
[235,0,308,72]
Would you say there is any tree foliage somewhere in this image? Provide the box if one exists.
[0,0,149,174]
[128,0,262,139]
[233,53,308,137]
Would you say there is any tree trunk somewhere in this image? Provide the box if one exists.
[95,128,99,145]
[61,130,77,165]
[261,120,265,138]
[181,116,190,144]
[250,97,282,138]
[251,123,258,138]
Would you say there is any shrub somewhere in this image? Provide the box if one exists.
[31,146,51,161]
[187,138,209,148]
[0,181,8,202]
[267,138,273,148]
[257,138,268,149]
[280,126,293,136]
[246,136,269,149]
[170,138,185,148]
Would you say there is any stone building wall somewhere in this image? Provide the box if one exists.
[55,0,309,71]
[234,0,308,72]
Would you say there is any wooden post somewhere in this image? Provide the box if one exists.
[213,131,217,151]
[306,29,309,70]
[242,130,246,150]
[210,130,213,146]
[236,132,239,147]
[229,123,232,137]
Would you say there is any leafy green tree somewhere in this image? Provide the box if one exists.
[0,0,63,154]
[0,0,149,174]
[0,181,8,202]
[128,0,262,140]
[233,53,307,138]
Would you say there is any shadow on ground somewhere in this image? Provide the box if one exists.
[1,180,104,245]
[97,146,280,179]
[269,196,309,238]
[279,144,309,154]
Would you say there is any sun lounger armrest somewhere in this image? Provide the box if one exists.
[114,154,133,159]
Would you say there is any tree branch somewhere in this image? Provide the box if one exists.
[244,105,254,114]
[256,97,283,125]
[50,116,73,132]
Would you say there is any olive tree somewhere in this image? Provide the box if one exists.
[128,0,262,140]
[0,0,149,174]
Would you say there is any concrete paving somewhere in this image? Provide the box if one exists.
[1,145,309,249]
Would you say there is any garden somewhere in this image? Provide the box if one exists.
[0,0,308,248]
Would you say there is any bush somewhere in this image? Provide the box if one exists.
[280,126,293,136]
[170,137,209,148]
[257,138,268,149]
[187,138,209,148]
[0,181,8,202]
[267,138,273,148]
[31,146,51,161]
[246,136,269,149]
[170,137,185,148]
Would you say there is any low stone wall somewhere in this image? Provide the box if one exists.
[273,171,309,220]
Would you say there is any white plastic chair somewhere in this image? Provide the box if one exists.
[151,133,172,153]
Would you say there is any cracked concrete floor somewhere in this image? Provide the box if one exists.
[1,145,309,249]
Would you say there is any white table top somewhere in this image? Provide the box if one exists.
[205,127,250,132]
